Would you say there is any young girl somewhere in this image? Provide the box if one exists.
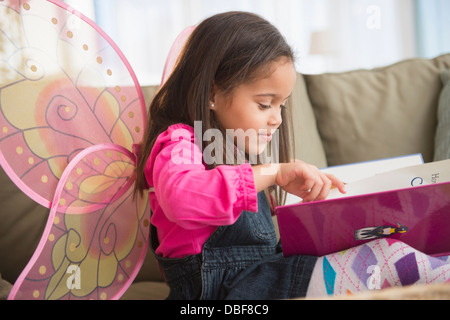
[135,12,450,299]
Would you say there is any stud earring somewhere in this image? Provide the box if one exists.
[210,103,215,108]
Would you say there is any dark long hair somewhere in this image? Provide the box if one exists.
[135,11,295,205]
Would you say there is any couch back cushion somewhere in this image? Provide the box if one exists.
[305,54,450,166]
[434,68,450,161]
[0,168,49,284]
[289,74,328,168]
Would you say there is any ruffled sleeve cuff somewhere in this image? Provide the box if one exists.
[237,163,259,214]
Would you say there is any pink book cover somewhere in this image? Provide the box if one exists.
[276,159,450,258]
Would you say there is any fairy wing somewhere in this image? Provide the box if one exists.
[8,144,150,300]
[0,0,146,207]
[161,25,196,85]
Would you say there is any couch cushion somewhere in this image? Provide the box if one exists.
[0,27,60,284]
[434,69,450,161]
[121,281,170,300]
[0,168,49,284]
[140,85,160,109]
[0,273,12,300]
[305,54,450,166]
[290,74,328,168]
[133,248,165,283]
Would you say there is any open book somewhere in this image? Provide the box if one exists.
[277,155,450,257]
[326,155,450,199]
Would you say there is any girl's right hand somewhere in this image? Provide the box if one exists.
[276,160,346,202]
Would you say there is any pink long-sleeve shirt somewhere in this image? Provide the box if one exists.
[145,124,259,258]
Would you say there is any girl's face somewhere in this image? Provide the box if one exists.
[211,58,297,156]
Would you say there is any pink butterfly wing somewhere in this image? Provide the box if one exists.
[0,0,146,207]
[8,144,151,300]
[161,25,196,85]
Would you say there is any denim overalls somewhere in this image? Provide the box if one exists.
[151,192,317,300]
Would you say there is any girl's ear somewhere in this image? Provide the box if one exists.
[209,84,218,110]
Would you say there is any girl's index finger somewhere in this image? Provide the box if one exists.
[326,174,347,195]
